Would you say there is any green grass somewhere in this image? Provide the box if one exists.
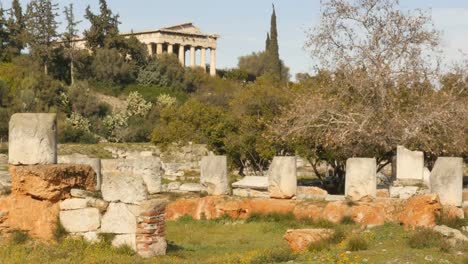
[0,218,466,263]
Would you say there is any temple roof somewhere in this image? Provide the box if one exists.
[122,22,219,39]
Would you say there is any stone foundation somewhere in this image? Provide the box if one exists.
[136,199,168,258]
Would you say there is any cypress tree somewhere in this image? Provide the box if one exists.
[25,0,60,75]
[0,7,9,61]
[264,4,282,82]
[7,0,26,57]
[84,0,121,51]
[265,32,270,51]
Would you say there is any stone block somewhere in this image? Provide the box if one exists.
[101,158,163,203]
[8,113,57,165]
[58,154,102,190]
[268,156,297,199]
[232,176,268,190]
[389,186,419,199]
[345,158,376,200]
[423,167,431,187]
[60,208,101,233]
[200,156,229,195]
[112,234,136,250]
[60,198,89,210]
[81,231,100,243]
[100,203,139,234]
[396,146,424,181]
[167,182,181,191]
[430,157,463,206]
[10,164,97,202]
[179,183,205,192]
[232,188,269,198]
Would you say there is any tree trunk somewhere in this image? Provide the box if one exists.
[70,60,74,85]
[44,63,48,75]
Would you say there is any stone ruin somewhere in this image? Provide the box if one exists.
[0,112,466,256]
[0,113,168,258]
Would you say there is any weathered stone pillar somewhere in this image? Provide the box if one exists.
[190,46,196,67]
[430,157,463,206]
[200,48,206,69]
[167,44,173,54]
[178,45,185,66]
[396,146,423,184]
[9,113,57,165]
[268,156,297,199]
[345,158,377,201]
[156,43,163,55]
[210,48,216,76]
[147,44,153,57]
[136,199,168,258]
[200,156,229,195]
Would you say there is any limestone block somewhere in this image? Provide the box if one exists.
[101,160,147,203]
[345,158,376,200]
[87,198,109,212]
[60,208,101,233]
[389,186,419,199]
[232,176,268,190]
[396,146,424,181]
[430,157,463,206]
[167,182,181,191]
[60,198,89,210]
[100,203,139,234]
[200,156,229,195]
[58,154,102,190]
[8,113,57,165]
[423,167,431,187]
[112,234,136,250]
[232,188,269,198]
[268,156,297,199]
[10,165,97,202]
[70,188,94,198]
[179,183,206,192]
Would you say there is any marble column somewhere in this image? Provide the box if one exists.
[168,44,173,54]
[190,46,196,67]
[210,48,216,76]
[156,43,163,55]
[178,45,185,66]
[200,48,206,70]
[147,44,153,56]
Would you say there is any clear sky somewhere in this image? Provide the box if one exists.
[3,0,468,78]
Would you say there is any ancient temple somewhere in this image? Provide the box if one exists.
[75,22,219,76]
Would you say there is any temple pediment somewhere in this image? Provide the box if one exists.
[161,22,202,34]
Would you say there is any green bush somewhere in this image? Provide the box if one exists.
[91,48,137,84]
[137,54,185,89]
[346,234,369,251]
[408,228,450,252]
[58,125,99,144]
[10,230,30,245]
[248,248,296,264]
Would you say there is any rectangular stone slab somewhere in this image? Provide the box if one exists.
[232,176,268,190]
[396,146,424,181]
[9,113,57,165]
[200,156,229,195]
[345,158,376,200]
[101,158,162,204]
[430,157,463,206]
[268,156,297,199]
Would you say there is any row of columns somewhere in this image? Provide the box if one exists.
[148,43,216,76]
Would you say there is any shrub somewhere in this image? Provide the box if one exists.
[92,48,136,84]
[137,54,185,89]
[58,125,99,144]
[408,228,451,252]
[245,212,296,224]
[436,214,468,230]
[340,216,356,225]
[248,248,296,264]
[346,234,369,251]
[54,221,68,242]
[10,230,30,245]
